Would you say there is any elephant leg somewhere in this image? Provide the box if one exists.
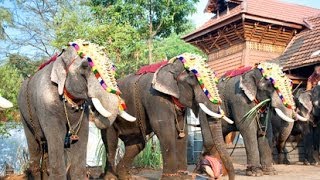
[304,128,313,165]
[238,123,263,176]
[22,119,42,180]
[101,127,119,180]
[259,118,277,175]
[276,121,293,165]
[116,142,144,180]
[40,118,68,180]
[67,119,89,179]
[150,109,180,177]
[259,137,277,175]
[176,114,188,173]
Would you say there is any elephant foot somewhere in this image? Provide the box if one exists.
[262,166,278,175]
[117,170,132,180]
[104,172,118,180]
[245,166,263,177]
[304,160,319,166]
[304,160,311,166]
[161,173,181,180]
[278,158,291,165]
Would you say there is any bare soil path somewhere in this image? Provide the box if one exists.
[133,163,320,180]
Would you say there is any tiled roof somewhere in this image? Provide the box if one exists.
[245,0,320,25]
[277,15,320,70]
[183,0,320,40]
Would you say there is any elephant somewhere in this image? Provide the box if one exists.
[280,86,320,165]
[18,40,135,179]
[102,53,235,180]
[217,62,307,176]
[0,96,13,110]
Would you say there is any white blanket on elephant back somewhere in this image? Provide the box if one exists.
[86,122,103,166]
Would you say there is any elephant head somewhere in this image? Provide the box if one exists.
[294,88,312,121]
[240,62,306,122]
[0,96,13,110]
[311,85,320,117]
[152,53,233,124]
[50,40,135,128]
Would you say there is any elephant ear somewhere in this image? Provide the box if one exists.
[299,91,312,112]
[51,46,76,95]
[239,70,257,102]
[152,63,180,99]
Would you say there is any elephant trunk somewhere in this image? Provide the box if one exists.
[199,111,235,180]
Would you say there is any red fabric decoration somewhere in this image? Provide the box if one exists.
[172,97,185,110]
[38,54,58,71]
[203,155,223,178]
[136,61,168,75]
[223,66,252,78]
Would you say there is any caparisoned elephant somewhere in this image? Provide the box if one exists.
[18,40,135,179]
[218,62,307,176]
[102,53,235,180]
[284,86,320,165]
[0,96,13,110]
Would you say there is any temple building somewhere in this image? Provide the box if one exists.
[182,0,320,77]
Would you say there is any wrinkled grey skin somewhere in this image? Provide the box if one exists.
[219,68,294,176]
[18,46,120,180]
[285,86,320,165]
[102,59,235,180]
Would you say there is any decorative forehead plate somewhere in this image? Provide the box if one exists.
[177,53,221,104]
[257,62,295,109]
[69,39,126,111]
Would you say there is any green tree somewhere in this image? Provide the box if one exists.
[0,6,12,39]
[89,0,199,63]
[0,63,22,122]
[7,53,42,77]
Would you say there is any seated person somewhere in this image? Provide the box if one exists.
[196,152,223,179]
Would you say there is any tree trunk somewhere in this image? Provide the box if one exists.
[148,0,153,64]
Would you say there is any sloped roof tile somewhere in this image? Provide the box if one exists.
[183,0,320,40]
[277,15,320,70]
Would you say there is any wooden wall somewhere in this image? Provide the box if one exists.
[207,41,285,77]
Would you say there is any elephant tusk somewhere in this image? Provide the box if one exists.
[275,108,294,122]
[0,96,13,109]
[91,98,112,118]
[222,116,234,124]
[119,111,136,122]
[199,103,222,119]
[218,108,234,124]
[295,113,308,122]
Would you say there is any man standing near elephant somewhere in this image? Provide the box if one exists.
[307,65,320,90]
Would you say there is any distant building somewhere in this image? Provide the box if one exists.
[182,0,320,77]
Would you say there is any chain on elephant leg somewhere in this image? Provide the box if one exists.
[25,161,41,180]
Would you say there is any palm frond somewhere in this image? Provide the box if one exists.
[240,99,271,125]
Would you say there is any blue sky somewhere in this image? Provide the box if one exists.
[191,0,320,27]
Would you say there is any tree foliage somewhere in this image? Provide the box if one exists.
[89,0,199,63]
[0,63,22,122]
[0,6,13,39]
[7,53,42,78]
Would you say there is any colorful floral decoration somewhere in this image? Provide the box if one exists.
[176,53,221,104]
[69,40,126,111]
[257,62,295,109]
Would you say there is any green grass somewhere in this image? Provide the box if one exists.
[95,137,163,170]
[133,137,163,169]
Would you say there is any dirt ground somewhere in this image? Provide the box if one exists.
[2,163,320,180]
[132,163,320,180]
